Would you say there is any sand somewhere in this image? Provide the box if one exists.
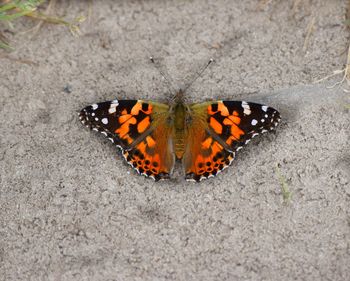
[1,1,349,280]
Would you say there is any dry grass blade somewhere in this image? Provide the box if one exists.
[0,31,12,50]
[0,0,85,50]
[26,11,85,36]
[303,17,315,52]
[0,52,38,65]
[257,0,272,10]
[26,0,56,37]
[275,164,292,204]
[346,0,350,30]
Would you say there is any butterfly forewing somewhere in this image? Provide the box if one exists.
[207,101,280,151]
[80,100,143,148]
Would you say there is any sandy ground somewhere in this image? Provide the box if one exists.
[1,1,349,280]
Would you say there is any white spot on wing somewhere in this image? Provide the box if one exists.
[186,178,197,182]
[241,101,251,115]
[262,105,268,112]
[251,119,258,126]
[102,118,108,124]
[108,107,116,114]
[92,104,98,110]
[108,100,119,114]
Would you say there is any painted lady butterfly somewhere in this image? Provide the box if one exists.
[79,90,280,182]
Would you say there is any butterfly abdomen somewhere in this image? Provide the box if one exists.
[174,129,185,159]
[172,102,187,159]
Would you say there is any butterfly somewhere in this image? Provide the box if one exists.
[79,90,280,182]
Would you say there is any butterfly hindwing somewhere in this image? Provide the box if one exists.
[79,99,175,180]
[122,119,175,181]
[183,127,235,182]
[184,100,280,182]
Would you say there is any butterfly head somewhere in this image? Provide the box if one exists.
[174,89,185,102]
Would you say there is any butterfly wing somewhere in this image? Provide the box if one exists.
[79,99,175,181]
[182,120,235,182]
[184,101,281,182]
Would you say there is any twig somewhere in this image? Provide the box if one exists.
[87,0,93,25]
[314,43,350,92]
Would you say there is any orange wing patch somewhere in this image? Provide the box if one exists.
[208,101,230,116]
[201,136,213,149]
[209,117,223,134]
[118,114,132,124]
[146,135,156,148]
[131,102,153,115]
[115,101,153,145]
[137,116,150,133]
[115,116,137,144]
[208,102,245,146]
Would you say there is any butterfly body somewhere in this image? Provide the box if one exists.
[170,99,187,159]
[80,92,280,182]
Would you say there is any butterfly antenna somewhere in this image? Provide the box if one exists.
[149,56,177,96]
[182,58,214,93]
